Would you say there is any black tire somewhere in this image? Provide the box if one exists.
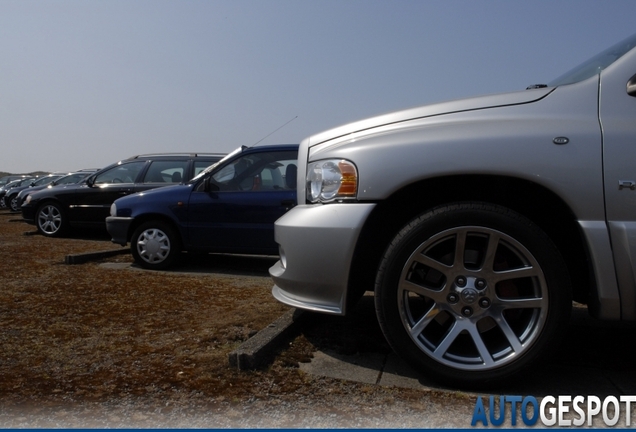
[374,202,571,388]
[130,221,181,270]
[36,202,68,237]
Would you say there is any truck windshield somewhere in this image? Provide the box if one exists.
[549,32,636,87]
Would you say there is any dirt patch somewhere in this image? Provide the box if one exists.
[0,211,476,427]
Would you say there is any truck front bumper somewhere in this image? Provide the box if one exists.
[270,203,375,316]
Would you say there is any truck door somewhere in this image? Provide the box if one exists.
[601,47,636,319]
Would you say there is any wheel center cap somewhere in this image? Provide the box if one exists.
[460,288,478,304]
[146,238,160,255]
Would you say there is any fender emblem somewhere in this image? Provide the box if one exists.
[553,137,569,145]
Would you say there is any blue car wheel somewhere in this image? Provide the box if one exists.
[131,221,181,270]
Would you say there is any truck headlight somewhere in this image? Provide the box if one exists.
[306,159,357,203]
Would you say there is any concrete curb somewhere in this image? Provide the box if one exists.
[65,248,130,264]
[229,308,306,370]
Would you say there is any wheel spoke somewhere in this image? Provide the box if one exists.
[409,303,443,338]
[492,313,523,353]
[453,230,467,269]
[432,319,496,367]
[497,296,545,310]
[493,265,540,283]
[433,320,462,359]
[481,232,501,273]
[411,254,451,275]
[399,279,446,302]
[466,323,495,367]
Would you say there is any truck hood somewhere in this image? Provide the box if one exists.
[307,87,554,147]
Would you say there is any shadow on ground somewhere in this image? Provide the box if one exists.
[298,296,636,396]
[131,252,279,278]
[99,247,636,397]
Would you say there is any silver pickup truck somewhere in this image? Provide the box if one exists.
[270,33,636,387]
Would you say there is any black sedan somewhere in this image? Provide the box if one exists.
[22,153,224,237]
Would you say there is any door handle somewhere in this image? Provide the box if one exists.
[618,180,636,190]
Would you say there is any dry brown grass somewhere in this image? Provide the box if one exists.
[0,211,301,401]
[0,211,475,427]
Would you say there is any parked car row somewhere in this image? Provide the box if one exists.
[0,176,39,209]
[13,170,98,211]
[21,152,225,237]
[106,144,298,269]
[19,145,299,270]
[0,171,97,211]
[0,174,31,187]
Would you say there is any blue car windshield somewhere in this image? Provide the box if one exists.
[189,145,246,183]
[549,32,636,87]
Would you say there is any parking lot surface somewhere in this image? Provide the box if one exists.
[2,210,636,427]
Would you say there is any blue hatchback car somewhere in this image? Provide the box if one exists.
[106,144,298,269]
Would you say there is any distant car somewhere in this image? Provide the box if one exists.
[5,174,65,212]
[0,177,36,208]
[14,170,97,211]
[0,175,29,187]
[270,33,636,387]
[106,144,298,269]
[22,153,224,237]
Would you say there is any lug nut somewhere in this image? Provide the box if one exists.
[447,293,459,304]
[455,276,467,287]
[461,306,473,317]
[479,298,491,308]
[475,278,487,289]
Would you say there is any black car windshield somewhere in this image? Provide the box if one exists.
[549,32,636,87]
[189,146,247,183]
[33,175,62,186]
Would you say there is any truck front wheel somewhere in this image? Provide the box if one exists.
[374,202,571,387]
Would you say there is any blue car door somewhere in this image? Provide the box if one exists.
[186,149,297,253]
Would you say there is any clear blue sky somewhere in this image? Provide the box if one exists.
[1,0,634,173]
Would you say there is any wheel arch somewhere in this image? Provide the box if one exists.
[128,213,182,242]
[346,174,593,308]
[36,197,66,212]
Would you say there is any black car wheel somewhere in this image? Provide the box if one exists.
[36,202,67,237]
[374,202,571,387]
[9,194,20,212]
[131,221,181,270]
